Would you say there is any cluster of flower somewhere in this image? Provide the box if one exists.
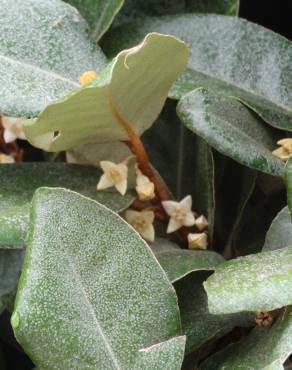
[0,117,25,163]
[97,159,209,248]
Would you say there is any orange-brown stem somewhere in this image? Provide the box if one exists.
[108,93,168,203]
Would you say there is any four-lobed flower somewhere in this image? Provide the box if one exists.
[2,117,26,143]
[125,210,155,242]
[97,160,128,195]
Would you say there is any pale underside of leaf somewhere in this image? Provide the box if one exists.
[0,0,107,117]
[12,188,183,369]
[24,33,189,152]
[103,14,292,130]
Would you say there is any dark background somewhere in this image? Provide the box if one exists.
[1,1,291,369]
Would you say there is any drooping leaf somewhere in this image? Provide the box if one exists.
[0,163,135,247]
[151,238,224,283]
[204,247,292,314]
[0,249,23,299]
[284,156,292,215]
[175,271,253,354]
[142,99,215,241]
[103,14,292,130]
[12,187,185,369]
[201,306,292,370]
[114,0,239,26]
[24,33,188,152]
[0,0,107,117]
[65,0,124,41]
[263,207,292,252]
[177,89,284,176]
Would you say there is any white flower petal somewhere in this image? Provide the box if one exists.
[162,200,179,216]
[3,129,17,143]
[142,211,155,224]
[97,174,114,190]
[100,161,115,172]
[141,224,155,242]
[115,179,127,195]
[183,212,196,227]
[167,218,182,233]
[180,195,192,212]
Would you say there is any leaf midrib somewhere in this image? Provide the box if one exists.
[68,257,123,370]
[0,54,80,87]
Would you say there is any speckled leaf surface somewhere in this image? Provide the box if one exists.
[12,188,184,370]
[174,272,254,354]
[24,33,189,152]
[201,306,292,370]
[0,249,23,299]
[151,238,224,283]
[0,0,107,117]
[103,15,292,130]
[65,0,124,40]
[284,157,292,216]
[263,207,292,252]
[204,247,292,314]
[0,163,134,247]
[114,0,238,25]
[177,89,284,176]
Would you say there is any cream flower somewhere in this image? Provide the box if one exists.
[194,215,209,231]
[272,138,292,161]
[97,161,128,195]
[188,233,208,250]
[125,210,155,242]
[0,153,15,163]
[162,195,195,233]
[136,172,155,201]
[2,117,25,143]
[79,70,97,85]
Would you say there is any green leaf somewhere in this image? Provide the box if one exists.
[24,33,189,152]
[284,156,292,215]
[263,207,292,252]
[151,238,224,283]
[65,0,124,41]
[12,187,184,369]
[201,306,292,370]
[177,89,284,176]
[0,0,107,117]
[0,249,23,299]
[204,247,292,314]
[175,272,253,354]
[114,0,239,25]
[142,99,215,241]
[0,163,135,247]
[103,14,292,130]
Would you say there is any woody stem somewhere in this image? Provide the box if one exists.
[108,93,169,202]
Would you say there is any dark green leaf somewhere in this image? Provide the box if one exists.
[65,0,124,40]
[151,238,224,283]
[201,306,292,370]
[0,163,135,247]
[263,207,292,252]
[0,0,106,117]
[12,188,185,369]
[204,247,292,314]
[177,89,284,176]
[103,15,292,130]
[0,249,23,299]
[114,0,239,26]
[284,156,292,216]
[175,272,253,354]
